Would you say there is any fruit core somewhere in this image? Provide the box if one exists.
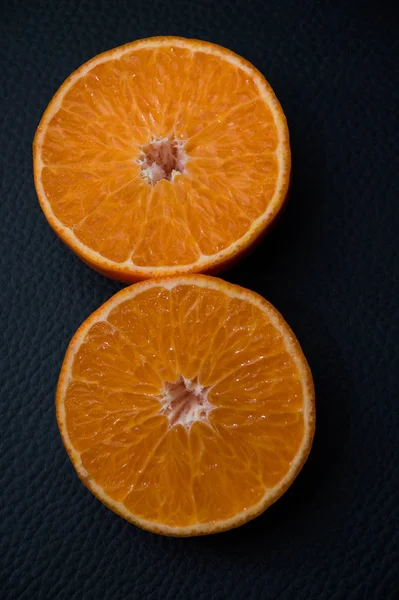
[137,138,187,185]
[160,376,213,429]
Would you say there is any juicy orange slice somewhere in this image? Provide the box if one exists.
[57,275,315,536]
[33,37,291,282]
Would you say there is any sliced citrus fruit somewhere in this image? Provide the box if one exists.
[33,37,291,282]
[57,275,314,536]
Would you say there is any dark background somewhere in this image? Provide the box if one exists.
[1,0,398,598]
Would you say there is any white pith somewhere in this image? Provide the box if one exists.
[137,137,188,185]
[34,37,291,275]
[160,376,213,429]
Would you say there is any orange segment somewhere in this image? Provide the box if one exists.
[57,275,315,536]
[73,180,148,263]
[132,180,201,266]
[189,421,265,523]
[34,37,290,282]
[174,51,261,138]
[124,426,197,527]
[40,164,139,228]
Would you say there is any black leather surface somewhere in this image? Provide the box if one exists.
[1,0,398,598]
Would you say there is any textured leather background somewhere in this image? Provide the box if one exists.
[1,0,398,598]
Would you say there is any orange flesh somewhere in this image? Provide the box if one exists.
[39,44,281,268]
[63,283,307,528]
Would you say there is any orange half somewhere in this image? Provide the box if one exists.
[57,275,315,536]
[33,37,291,282]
